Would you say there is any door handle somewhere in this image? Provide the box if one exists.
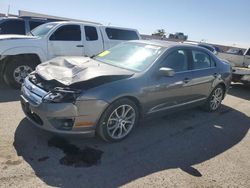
[76,45,84,47]
[183,78,191,83]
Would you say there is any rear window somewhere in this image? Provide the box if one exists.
[191,50,215,70]
[0,19,25,34]
[105,28,139,40]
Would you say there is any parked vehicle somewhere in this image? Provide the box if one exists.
[0,21,140,88]
[226,48,244,55]
[197,44,221,54]
[0,16,59,35]
[169,32,188,40]
[183,42,221,54]
[217,48,250,84]
[20,40,232,142]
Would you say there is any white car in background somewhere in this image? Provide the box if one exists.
[0,21,140,88]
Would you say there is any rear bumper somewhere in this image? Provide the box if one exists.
[232,67,250,83]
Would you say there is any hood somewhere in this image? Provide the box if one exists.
[0,34,37,40]
[36,56,134,86]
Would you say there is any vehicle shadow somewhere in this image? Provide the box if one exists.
[13,105,250,188]
[229,83,250,100]
[0,79,20,102]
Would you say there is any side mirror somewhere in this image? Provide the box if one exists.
[159,67,175,77]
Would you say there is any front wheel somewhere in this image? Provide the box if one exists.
[203,85,225,112]
[97,98,139,142]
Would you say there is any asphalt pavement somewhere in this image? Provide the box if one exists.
[0,81,249,188]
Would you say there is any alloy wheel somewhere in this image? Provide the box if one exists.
[107,104,136,139]
[210,87,223,110]
[13,65,33,84]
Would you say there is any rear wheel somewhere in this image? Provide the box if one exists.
[203,85,225,112]
[4,57,36,89]
[97,98,139,142]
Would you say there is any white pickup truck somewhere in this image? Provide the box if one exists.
[0,21,140,88]
[217,48,250,84]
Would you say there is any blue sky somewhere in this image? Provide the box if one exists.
[0,0,249,48]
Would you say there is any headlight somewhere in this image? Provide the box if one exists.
[42,87,82,103]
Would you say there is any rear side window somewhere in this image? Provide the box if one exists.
[161,49,189,72]
[50,25,81,41]
[84,26,98,41]
[29,21,45,30]
[0,20,25,34]
[105,28,139,40]
[191,50,215,70]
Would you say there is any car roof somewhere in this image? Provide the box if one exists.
[128,40,207,50]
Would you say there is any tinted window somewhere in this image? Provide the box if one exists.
[246,49,250,56]
[84,26,98,41]
[192,50,214,69]
[29,21,45,30]
[105,28,139,40]
[161,50,188,72]
[50,25,81,41]
[0,20,25,34]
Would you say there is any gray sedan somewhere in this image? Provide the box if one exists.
[20,40,232,142]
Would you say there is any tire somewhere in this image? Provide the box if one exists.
[3,57,37,89]
[97,98,139,142]
[203,85,225,112]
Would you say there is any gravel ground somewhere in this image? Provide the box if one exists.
[0,81,249,188]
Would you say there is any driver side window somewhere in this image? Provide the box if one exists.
[49,25,81,41]
[161,49,188,72]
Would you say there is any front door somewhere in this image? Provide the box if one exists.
[47,24,84,59]
[145,49,194,114]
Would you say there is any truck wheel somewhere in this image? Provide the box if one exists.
[4,57,36,89]
[97,98,139,142]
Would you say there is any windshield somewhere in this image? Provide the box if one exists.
[94,42,164,72]
[30,22,58,37]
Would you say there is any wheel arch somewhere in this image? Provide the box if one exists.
[2,53,42,75]
[104,95,143,119]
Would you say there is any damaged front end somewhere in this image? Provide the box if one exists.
[20,56,134,135]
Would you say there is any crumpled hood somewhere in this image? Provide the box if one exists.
[0,34,37,40]
[36,56,134,86]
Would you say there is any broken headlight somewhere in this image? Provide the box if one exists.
[42,87,82,103]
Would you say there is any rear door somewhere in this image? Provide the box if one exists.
[47,24,84,59]
[82,25,103,57]
[189,49,218,100]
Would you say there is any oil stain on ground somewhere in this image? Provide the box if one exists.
[48,136,103,167]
